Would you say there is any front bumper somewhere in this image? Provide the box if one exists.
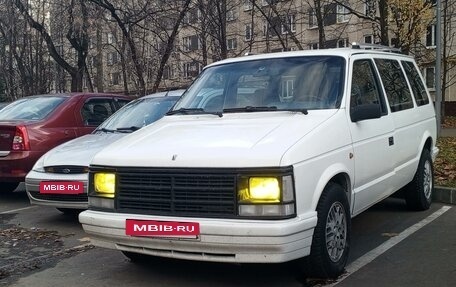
[25,170,88,209]
[79,210,318,263]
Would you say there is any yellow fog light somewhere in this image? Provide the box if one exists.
[94,173,116,198]
[239,177,280,203]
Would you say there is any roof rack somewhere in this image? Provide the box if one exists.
[351,42,402,54]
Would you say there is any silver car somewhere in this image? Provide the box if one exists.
[25,90,184,214]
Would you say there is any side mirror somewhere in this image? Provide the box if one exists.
[350,104,382,122]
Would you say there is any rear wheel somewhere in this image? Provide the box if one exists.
[405,149,434,211]
[0,182,19,192]
[299,183,351,278]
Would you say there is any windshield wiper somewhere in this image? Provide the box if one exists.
[96,127,117,133]
[223,106,278,113]
[116,126,141,132]
[223,106,308,115]
[166,108,223,117]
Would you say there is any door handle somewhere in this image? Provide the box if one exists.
[389,137,394,146]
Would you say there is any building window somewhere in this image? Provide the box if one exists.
[182,35,200,52]
[243,0,252,11]
[364,35,373,44]
[88,56,97,66]
[183,62,202,79]
[107,51,119,65]
[245,23,252,41]
[163,65,174,80]
[89,38,95,49]
[337,38,348,47]
[337,4,350,23]
[227,38,237,50]
[282,14,296,34]
[364,0,375,16]
[109,72,121,86]
[55,45,64,56]
[425,67,435,90]
[263,21,269,38]
[183,8,201,25]
[107,32,114,44]
[226,9,238,21]
[309,8,317,28]
[324,3,337,26]
[309,43,319,50]
[426,24,436,47]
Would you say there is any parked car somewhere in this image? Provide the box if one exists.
[0,93,132,192]
[25,90,184,213]
[79,46,438,278]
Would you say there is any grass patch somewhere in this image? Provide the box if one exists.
[434,137,456,187]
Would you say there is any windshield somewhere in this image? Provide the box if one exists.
[172,56,345,113]
[96,96,179,132]
[0,96,66,120]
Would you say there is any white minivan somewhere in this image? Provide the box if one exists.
[79,46,438,278]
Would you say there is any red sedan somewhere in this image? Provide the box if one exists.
[0,93,132,192]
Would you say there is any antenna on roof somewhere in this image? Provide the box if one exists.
[351,42,402,54]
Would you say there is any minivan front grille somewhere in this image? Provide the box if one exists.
[116,169,237,218]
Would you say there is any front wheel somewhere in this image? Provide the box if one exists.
[302,183,351,278]
[405,149,434,211]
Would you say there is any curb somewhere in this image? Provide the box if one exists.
[433,186,456,205]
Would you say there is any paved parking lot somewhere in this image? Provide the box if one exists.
[1,185,455,287]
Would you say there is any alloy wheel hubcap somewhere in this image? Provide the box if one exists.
[325,201,347,262]
[423,160,432,200]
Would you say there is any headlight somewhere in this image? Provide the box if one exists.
[239,177,280,203]
[94,173,116,198]
[238,175,295,217]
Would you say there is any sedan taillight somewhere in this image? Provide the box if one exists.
[12,126,30,151]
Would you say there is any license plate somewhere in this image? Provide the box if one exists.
[39,181,84,194]
[126,219,200,238]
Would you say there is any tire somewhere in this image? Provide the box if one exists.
[405,149,434,211]
[0,182,19,192]
[304,183,351,278]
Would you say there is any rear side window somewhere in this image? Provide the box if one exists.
[401,61,430,106]
[81,99,116,126]
[374,59,414,112]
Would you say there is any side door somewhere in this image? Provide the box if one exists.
[347,56,396,215]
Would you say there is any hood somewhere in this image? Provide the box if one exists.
[41,133,126,167]
[92,111,337,168]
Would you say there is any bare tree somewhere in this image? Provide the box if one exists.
[151,0,192,92]
[0,0,54,98]
[13,0,90,92]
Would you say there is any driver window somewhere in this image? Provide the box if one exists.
[351,59,386,114]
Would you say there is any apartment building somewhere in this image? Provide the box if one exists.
[59,0,453,106]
